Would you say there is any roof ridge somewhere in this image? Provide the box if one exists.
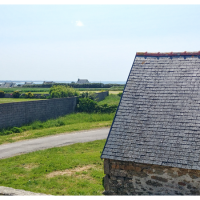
[136,51,200,57]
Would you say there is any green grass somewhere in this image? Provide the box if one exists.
[77,87,124,91]
[79,90,122,95]
[0,87,123,93]
[30,92,49,94]
[0,139,106,195]
[0,98,43,104]
[98,94,121,106]
[0,113,114,144]
[0,88,50,93]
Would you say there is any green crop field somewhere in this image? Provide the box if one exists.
[0,98,43,104]
[98,94,121,106]
[0,88,50,93]
[79,90,122,95]
[0,87,123,94]
[0,139,106,195]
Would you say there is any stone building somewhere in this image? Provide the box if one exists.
[24,82,33,85]
[76,79,90,84]
[101,51,200,195]
[43,81,54,84]
[0,82,16,88]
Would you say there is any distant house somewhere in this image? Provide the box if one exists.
[101,51,200,195]
[24,82,33,85]
[0,82,16,88]
[43,81,54,84]
[76,79,90,84]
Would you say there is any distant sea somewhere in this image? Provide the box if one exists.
[0,81,126,85]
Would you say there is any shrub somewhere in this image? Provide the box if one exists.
[25,92,34,98]
[10,127,23,133]
[31,121,44,130]
[76,98,118,113]
[80,92,89,99]
[80,92,96,100]
[0,130,13,136]
[49,85,79,98]
[55,120,65,127]
[40,94,46,99]
[12,91,21,98]
[0,90,5,98]
[118,92,123,97]
[77,98,98,113]
[46,96,52,99]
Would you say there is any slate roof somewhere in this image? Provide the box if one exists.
[101,51,200,170]
[24,82,33,85]
[76,79,90,84]
[0,82,16,88]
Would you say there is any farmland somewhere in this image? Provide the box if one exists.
[0,86,124,94]
[0,98,43,104]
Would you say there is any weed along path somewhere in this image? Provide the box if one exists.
[0,128,109,159]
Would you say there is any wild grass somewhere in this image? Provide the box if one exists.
[0,139,106,195]
[0,113,114,144]
[21,113,114,130]
[98,94,121,106]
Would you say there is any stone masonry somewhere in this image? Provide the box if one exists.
[104,159,200,195]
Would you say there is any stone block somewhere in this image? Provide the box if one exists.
[104,159,110,174]
[151,176,168,182]
[104,175,110,191]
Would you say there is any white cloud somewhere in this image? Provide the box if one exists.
[75,21,84,27]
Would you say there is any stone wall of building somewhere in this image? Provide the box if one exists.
[0,97,77,129]
[103,159,200,195]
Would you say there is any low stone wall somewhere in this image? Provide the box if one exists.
[95,91,109,102]
[4,94,13,98]
[0,97,77,129]
[103,159,200,195]
[0,91,108,129]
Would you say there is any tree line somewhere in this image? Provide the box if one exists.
[22,83,125,88]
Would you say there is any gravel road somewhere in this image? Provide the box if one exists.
[0,127,109,159]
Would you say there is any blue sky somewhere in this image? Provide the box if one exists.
[0,5,200,82]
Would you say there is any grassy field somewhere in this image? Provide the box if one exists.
[98,94,121,106]
[79,90,122,95]
[108,91,122,94]
[0,139,106,195]
[0,98,43,104]
[0,113,114,145]
[0,87,123,93]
